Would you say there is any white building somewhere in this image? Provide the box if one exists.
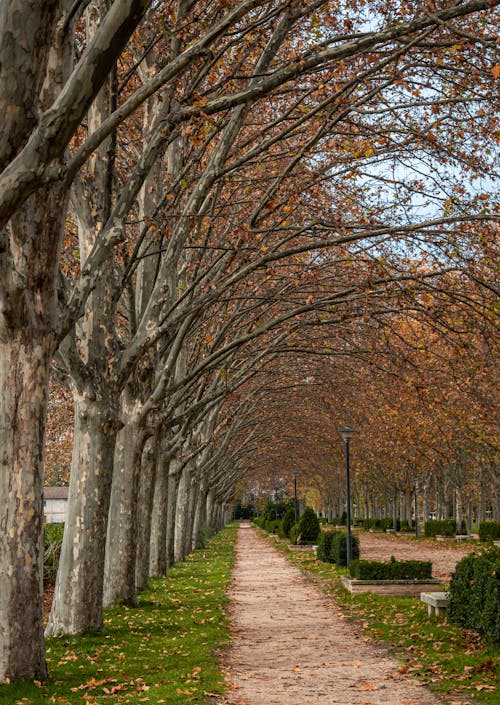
[44,486,69,524]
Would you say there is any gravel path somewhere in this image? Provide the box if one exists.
[219,523,441,705]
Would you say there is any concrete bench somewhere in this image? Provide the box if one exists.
[420,591,449,617]
[455,534,470,542]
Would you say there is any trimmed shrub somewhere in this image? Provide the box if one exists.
[331,532,360,567]
[448,547,500,643]
[348,556,432,580]
[479,521,500,542]
[264,518,281,534]
[424,519,457,537]
[282,507,296,538]
[363,518,399,531]
[317,530,339,563]
[289,523,300,545]
[44,523,65,587]
[297,507,320,544]
[252,516,265,529]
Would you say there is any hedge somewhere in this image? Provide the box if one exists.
[448,547,500,643]
[363,517,399,531]
[317,530,341,563]
[424,519,457,537]
[348,556,432,580]
[478,521,500,542]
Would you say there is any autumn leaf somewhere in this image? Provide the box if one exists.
[361,682,376,691]
[490,65,500,79]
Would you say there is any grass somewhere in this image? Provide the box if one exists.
[270,533,499,705]
[0,524,238,705]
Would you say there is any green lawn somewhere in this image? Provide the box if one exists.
[0,524,238,705]
[272,535,499,705]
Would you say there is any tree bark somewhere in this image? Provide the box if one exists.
[192,476,208,550]
[46,390,119,635]
[0,336,50,680]
[166,463,180,569]
[135,433,157,591]
[149,447,169,576]
[103,402,146,608]
[174,464,191,563]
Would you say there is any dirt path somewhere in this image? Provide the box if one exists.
[220,524,440,705]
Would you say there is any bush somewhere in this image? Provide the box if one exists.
[44,523,65,587]
[331,532,360,566]
[252,516,265,529]
[363,518,398,531]
[289,523,300,545]
[349,556,432,580]
[479,521,500,542]
[282,507,296,538]
[317,530,340,563]
[264,519,281,534]
[448,547,500,643]
[424,519,457,537]
[297,507,320,544]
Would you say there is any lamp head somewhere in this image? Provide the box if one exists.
[339,427,356,442]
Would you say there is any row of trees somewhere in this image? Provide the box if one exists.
[239,280,498,529]
[1,0,498,682]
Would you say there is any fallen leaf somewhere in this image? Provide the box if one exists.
[361,683,376,691]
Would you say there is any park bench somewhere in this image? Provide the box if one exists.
[420,591,449,617]
[455,534,471,542]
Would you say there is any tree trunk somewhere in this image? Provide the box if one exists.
[149,447,169,576]
[206,488,216,533]
[192,477,208,549]
[0,336,50,681]
[174,465,191,563]
[166,464,180,569]
[0,173,68,678]
[135,434,157,591]
[183,470,199,557]
[103,407,146,608]
[46,391,119,636]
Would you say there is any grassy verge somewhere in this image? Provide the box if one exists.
[1,524,238,705]
[268,532,499,705]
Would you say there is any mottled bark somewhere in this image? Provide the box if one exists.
[0,173,68,678]
[183,471,199,557]
[135,434,157,591]
[191,477,208,550]
[206,489,216,534]
[149,449,169,576]
[174,465,191,564]
[0,337,49,680]
[166,465,180,569]
[0,0,61,171]
[46,391,119,635]
[103,404,146,608]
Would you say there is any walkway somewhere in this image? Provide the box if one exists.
[220,523,439,705]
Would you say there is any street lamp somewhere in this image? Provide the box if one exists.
[414,479,419,538]
[293,471,299,524]
[339,427,356,565]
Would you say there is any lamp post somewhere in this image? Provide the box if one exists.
[293,471,299,523]
[339,427,356,565]
[414,480,419,538]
